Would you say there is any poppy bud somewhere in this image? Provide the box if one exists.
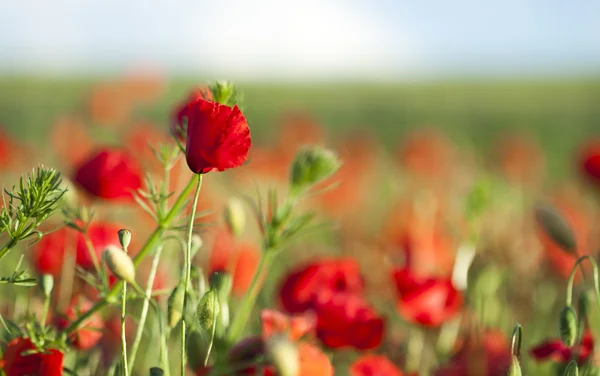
[559,305,578,347]
[266,335,300,376]
[167,283,186,329]
[197,289,220,332]
[290,146,341,195]
[210,271,232,331]
[508,355,522,376]
[103,245,136,284]
[118,228,132,250]
[149,367,164,376]
[224,197,246,237]
[564,360,579,376]
[40,274,54,298]
[534,202,577,254]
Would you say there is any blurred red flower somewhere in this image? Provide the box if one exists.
[392,268,463,328]
[530,332,593,364]
[350,355,404,376]
[88,83,131,127]
[579,140,600,186]
[0,337,64,376]
[279,258,364,313]
[33,222,122,276]
[184,99,251,174]
[208,229,261,296]
[54,298,104,350]
[397,129,454,181]
[74,148,142,201]
[171,88,214,141]
[495,133,545,185]
[261,309,316,341]
[435,330,511,376]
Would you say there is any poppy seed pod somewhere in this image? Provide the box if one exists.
[118,228,132,250]
[103,245,136,284]
[167,283,186,329]
[290,146,341,194]
[559,305,578,347]
[266,335,300,376]
[197,289,220,332]
[224,197,246,237]
[534,202,577,254]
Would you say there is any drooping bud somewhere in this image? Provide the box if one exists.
[266,335,300,376]
[290,146,341,195]
[118,229,132,250]
[224,197,246,237]
[167,283,186,329]
[210,271,233,301]
[508,355,522,376]
[103,245,136,284]
[40,274,54,298]
[564,360,579,376]
[534,202,577,254]
[559,305,578,347]
[197,289,220,332]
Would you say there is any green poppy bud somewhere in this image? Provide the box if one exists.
[40,274,54,298]
[103,245,136,284]
[290,146,341,195]
[167,283,186,329]
[508,355,522,376]
[266,335,300,376]
[224,197,246,237]
[564,360,579,376]
[535,203,576,254]
[197,289,220,332]
[559,305,578,347]
[118,229,132,250]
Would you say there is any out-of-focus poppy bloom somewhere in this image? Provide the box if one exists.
[261,309,316,341]
[393,268,463,328]
[74,147,143,201]
[50,117,94,168]
[208,229,261,296]
[495,133,545,185]
[184,99,251,174]
[535,197,591,279]
[54,298,104,350]
[171,87,214,141]
[279,258,364,313]
[397,129,454,181]
[124,123,172,175]
[296,342,334,376]
[33,222,122,276]
[88,83,131,127]
[312,291,385,350]
[530,332,594,364]
[350,355,404,376]
[0,128,12,169]
[435,330,511,376]
[122,71,164,104]
[579,140,600,187]
[0,337,64,376]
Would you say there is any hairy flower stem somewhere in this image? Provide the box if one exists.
[128,244,164,373]
[63,175,198,336]
[181,173,203,375]
[226,250,276,345]
[121,282,129,376]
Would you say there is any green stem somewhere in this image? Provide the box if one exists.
[182,173,204,375]
[226,251,275,345]
[41,294,51,329]
[204,292,218,366]
[83,233,104,287]
[0,238,18,262]
[128,244,164,372]
[121,282,129,376]
[63,175,198,336]
[566,256,600,307]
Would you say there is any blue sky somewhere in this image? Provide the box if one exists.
[0,0,598,79]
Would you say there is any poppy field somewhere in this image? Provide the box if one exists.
[1,76,600,376]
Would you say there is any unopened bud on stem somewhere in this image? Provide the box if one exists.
[103,245,136,284]
[559,305,578,347]
[40,274,54,298]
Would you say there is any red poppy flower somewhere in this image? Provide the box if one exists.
[171,88,214,141]
[54,298,104,350]
[279,258,364,313]
[435,330,511,376]
[312,291,384,350]
[579,141,600,186]
[393,268,463,328]
[350,355,404,376]
[530,332,594,364]
[184,99,251,174]
[0,337,64,376]
[261,309,316,341]
[74,147,142,201]
[33,222,122,276]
